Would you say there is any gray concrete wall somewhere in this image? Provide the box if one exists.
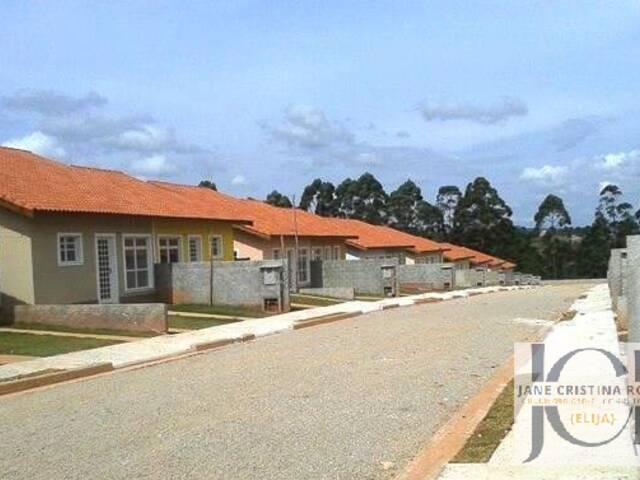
[485,270,500,286]
[397,263,455,291]
[455,267,486,288]
[156,260,289,312]
[608,249,627,315]
[13,303,167,333]
[626,236,640,343]
[320,258,399,296]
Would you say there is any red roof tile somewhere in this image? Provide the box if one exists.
[0,147,252,223]
[152,183,357,239]
[439,242,516,269]
[330,218,445,253]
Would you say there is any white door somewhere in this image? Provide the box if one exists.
[95,234,119,303]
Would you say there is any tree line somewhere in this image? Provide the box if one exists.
[199,174,640,279]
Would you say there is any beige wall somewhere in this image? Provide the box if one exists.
[234,230,348,287]
[346,247,407,264]
[234,230,347,261]
[30,212,154,304]
[0,207,35,316]
[406,252,444,265]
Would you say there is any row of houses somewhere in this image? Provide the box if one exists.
[0,147,516,318]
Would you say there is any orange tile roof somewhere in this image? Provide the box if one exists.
[151,183,356,239]
[231,199,358,239]
[0,147,252,223]
[439,242,516,269]
[330,218,445,253]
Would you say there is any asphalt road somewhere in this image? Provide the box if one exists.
[0,284,592,480]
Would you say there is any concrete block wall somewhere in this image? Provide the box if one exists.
[397,263,455,291]
[320,258,399,296]
[485,270,500,286]
[499,270,514,286]
[156,260,289,312]
[608,248,628,315]
[626,236,640,343]
[455,268,486,288]
[13,303,168,333]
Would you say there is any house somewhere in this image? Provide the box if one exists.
[229,200,357,288]
[440,242,516,271]
[0,147,251,318]
[330,218,447,264]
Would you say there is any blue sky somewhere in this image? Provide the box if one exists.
[1,0,639,225]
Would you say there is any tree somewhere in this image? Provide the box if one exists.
[265,190,293,208]
[436,185,461,233]
[534,194,571,234]
[595,184,639,248]
[452,177,515,258]
[576,215,611,278]
[335,173,388,224]
[387,180,424,233]
[415,200,444,239]
[299,179,338,216]
[198,180,217,191]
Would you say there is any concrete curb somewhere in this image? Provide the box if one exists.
[292,312,362,330]
[0,285,538,395]
[0,363,114,397]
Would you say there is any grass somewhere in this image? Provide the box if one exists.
[452,380,514,463]
[9,322,157,338]
[168,315,238,330]
[169,304,269,318]
[0,332,123,357]
[290,294,343,307]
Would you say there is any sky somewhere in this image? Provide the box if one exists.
[1,0,639,226]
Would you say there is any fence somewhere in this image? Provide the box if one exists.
[156,260,289,313]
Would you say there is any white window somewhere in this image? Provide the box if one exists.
[297,247,310,284]
[312,247,323,261]
[210,235,223,259]
[123,235,153,291]
[158,236,181,264]
[188,236,202,262]
[57,233,83,266]
[333,246,341,260]
[324,246,332,260]
[272,248,281,260]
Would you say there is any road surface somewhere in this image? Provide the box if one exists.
[0,284,592,480]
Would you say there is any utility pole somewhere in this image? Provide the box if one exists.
[292,194,300,293]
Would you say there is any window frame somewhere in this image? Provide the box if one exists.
[297,247,310,284]
[272,248,281,260]
[122,234,154,292]
[188,235,203,262]
[209,234,224,259]
[157,235,182,264]
[57,233,84,267]
[333,246,341,260]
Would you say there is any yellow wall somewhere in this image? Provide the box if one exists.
[152,218,236,262]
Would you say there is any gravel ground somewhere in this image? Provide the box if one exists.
[0,284,591,480]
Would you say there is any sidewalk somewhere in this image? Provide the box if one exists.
[0,285,522,383]
[438,284,640,479]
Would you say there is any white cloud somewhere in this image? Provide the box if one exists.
[231,174,247,186]
[1,90,106,116]
[595,149,640,169]
[417,97,528,125]
[598,180,613,193]
[130,154,176,176]
[262,104,354,150]
[520,164,568,185]
[352,152,383,166]
[2,131,66,157]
